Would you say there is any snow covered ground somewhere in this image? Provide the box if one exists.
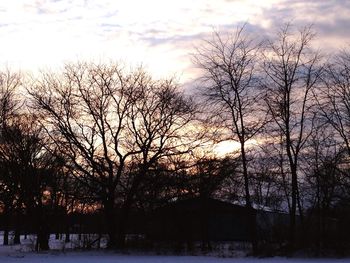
[0,233,109,251]
[0,233,348,262]
[0,246,348,263]
[0,252,350,263]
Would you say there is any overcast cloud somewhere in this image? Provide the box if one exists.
[0,0,348,83]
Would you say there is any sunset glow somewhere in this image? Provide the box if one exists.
[214,139,259,157]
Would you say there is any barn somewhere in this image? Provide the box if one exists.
[145,197,257,246]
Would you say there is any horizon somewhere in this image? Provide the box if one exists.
[0,0,350,255]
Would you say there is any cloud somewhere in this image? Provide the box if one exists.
[0,0,348,84]
[252,0,350,51]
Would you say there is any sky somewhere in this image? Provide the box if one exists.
[0,0,349,86]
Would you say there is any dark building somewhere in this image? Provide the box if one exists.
[145,198,257,245]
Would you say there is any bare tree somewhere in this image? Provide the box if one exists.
[303,120,344,252]
[0,69,22,245]
[318,49,350,157]
[194,26,265,207]
[263,24,323,250]
[114,73,198,247]
[249,147,285,211]
[0,109,59,251]
[0,69,21,127]
[29,62,198,248]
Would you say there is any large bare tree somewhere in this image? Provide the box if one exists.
[29,62,198,248]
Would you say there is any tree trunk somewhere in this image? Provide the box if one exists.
[285,131,298,252]
[36,229,50,251]
[3,207,9,245]
[116,225,126,249]
[240,141,251,208]
[116,207,129,249]
[3,229,9,246]
[104,198,117,249]
[65,224,70,243]
[289,165,298,252]
[34,204,50,251]
[115,173,144,250]
[116,195,137,249]
[106,224,117,249]
[13,227,21,245]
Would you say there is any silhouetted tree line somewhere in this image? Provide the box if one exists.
[0,23,349,255]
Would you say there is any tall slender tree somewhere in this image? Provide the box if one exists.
[263,24,323,250]
[318,49,350,157]
[194,26,265,207]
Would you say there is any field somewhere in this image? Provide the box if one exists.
[0,250,349,263]
[0,234,348,262]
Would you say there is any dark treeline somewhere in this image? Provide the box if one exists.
[0,24,349,255]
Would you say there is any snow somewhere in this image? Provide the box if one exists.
[0,234,348,262]
[0,248,348,263]
[0,233,109,251]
